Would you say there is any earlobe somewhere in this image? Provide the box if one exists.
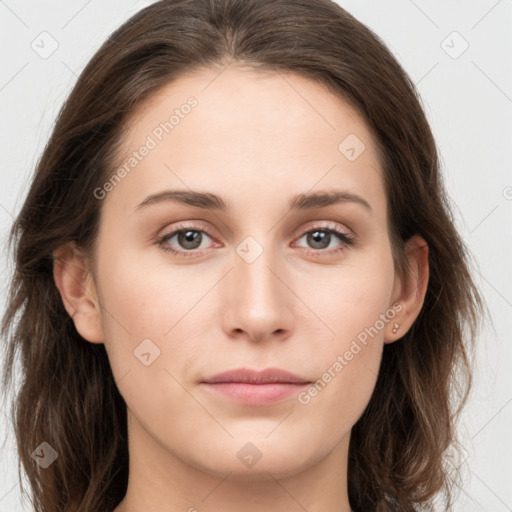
[52,243,104,343]
[385,234,429,343]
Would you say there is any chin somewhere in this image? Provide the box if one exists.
[186,441,321,482]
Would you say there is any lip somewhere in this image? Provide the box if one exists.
[200,367,312,406]
[202,367,311,385]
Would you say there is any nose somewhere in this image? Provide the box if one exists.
[222,239,295,343]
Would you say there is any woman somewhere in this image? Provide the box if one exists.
[1,0,484,511]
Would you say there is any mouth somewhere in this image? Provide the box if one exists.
[200,367,312,406]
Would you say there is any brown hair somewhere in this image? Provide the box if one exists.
[1,0,485,510]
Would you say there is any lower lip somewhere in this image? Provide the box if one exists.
[200,382,310,405]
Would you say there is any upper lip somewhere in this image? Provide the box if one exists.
[201,367,311,384]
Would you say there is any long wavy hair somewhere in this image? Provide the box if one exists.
[1,0,485,510]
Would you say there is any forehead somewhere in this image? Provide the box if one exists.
[105,65,386,219]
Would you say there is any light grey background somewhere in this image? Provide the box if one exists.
[0,1,511,511]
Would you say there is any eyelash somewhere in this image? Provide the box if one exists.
[155,222,357,258]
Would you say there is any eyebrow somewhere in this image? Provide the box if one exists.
[133,189,372,213]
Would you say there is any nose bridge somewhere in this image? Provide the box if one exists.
[234,233,284,305]
[224,232,293,339]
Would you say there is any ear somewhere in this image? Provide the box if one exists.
[385,234,429,343]
[52,242,104,343]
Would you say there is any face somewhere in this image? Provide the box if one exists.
[85,65,404,480]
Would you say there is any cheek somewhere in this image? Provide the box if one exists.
[95,226,395,412]
[94,249,210,422]
[97,249,203,338]
[293,244,395,428]
[296,239,396,344]
[96,227,395,371]
[94,241,227,393]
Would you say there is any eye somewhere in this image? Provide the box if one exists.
[156,222,356,258]
[156,224,217,257]
[292,224,356,256]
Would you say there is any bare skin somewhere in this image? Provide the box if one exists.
[53,63,428,512]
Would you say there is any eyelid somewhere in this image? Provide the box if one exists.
[155,222,219,257]
[290,220,352,240]
[290,221,357,255]
[158,221,215,238]
[156,220,357,257]
[158,220,352,243]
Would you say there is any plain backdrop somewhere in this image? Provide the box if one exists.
[0,1,511,511]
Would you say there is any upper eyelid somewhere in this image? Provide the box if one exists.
[291,220,351,237]
[160,220,351,234]
[159,221,353,245]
